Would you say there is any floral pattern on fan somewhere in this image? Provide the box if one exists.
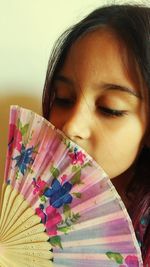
[106,252,139,267]
[33,142,90,249]
[7,118,38,180]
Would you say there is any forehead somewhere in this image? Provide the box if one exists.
[66,29,124,61]
[59,29,142,95]
[64,29,124,71]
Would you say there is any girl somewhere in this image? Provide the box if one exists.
[42,4,150,266]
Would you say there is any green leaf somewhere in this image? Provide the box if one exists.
[15,169,20,180]
[71,170,81,185]
[82,161,93,169]
[72,165,81,173]
[71,212,80,223]
[50,166,60,178]
[57,225,71,234]
[68,147,73,153]
[106,252,123,264]
[63,204,71,219]
[66,141,71,148]
[33,143,39,153]
[40,195,46,202]
[64,139,71,148]
[21,123,29,136]
[27,167,34,174]
[72,192,81,198]
[48,236,63,249]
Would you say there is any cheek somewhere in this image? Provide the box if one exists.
[96,140,139,179]
[94,117,145,178]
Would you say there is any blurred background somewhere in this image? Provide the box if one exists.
[0,0,148,186]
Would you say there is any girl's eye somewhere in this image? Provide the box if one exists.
[54,97,74,107]
[98,106,128,117]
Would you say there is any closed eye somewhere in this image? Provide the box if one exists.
[98,106,128,117]
[54,97,74,107]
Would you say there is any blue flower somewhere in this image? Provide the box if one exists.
[13,144,34,175]
[44,179,73,208]
[141,215,150,226]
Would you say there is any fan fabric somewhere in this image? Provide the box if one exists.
[0,106,143,267]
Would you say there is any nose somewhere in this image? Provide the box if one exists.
[62,100,92,142]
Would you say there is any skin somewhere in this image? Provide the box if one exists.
[49,29,147,204]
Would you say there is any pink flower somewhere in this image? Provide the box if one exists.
[36,205,62,236]
[8,124,22,154]
[60,174,67,183]
[36,207,46,223]
[32,177,47,195]
[45,206,62,236]
[125,255,139,267]
[69,151,86,165]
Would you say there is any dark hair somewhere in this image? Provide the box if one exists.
[42,4,150,264]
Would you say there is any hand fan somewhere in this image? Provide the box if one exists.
[0,105,143,267]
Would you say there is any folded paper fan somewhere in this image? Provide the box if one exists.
[0,105,143,267]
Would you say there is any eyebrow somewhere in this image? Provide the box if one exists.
[54,74,142,99]
[102,83,142,99]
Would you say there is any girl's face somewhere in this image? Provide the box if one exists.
[49,29,147,179]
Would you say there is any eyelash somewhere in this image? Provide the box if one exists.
[54,97,127,118]
[98,106,128,117]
